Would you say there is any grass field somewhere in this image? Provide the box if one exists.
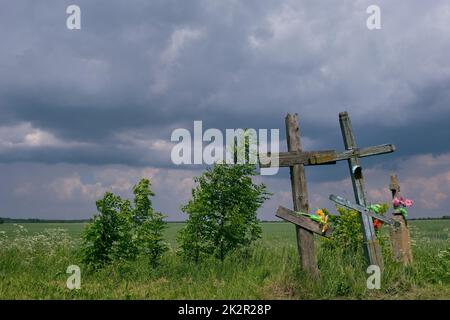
[1,220,449,299]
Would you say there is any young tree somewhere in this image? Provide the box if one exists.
[133,178,155,220]
[81,192,137,267]
[132,179,167,266]
[81,178,167,268]
[178,163,271,262]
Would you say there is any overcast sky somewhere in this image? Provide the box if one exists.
[1,0,449,220]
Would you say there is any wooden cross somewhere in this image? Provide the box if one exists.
[255,113,326,276]
[389,175,413,265]
[338,111,393,269]
[260,112,395,272]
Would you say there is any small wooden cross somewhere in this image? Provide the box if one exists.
[389,175,413,265]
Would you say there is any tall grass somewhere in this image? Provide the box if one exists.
[0,222,449,299]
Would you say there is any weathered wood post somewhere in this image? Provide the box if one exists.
[339,112,384,270]
[285,113,319,278]
[389,175,413,265]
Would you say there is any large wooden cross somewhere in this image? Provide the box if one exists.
[338,111,394,269]
[260,112,395,274]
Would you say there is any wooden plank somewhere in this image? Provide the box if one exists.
[339,111,384,269]
[389,175,413,265]
[259,144,395,168]
[334,144,395,161]
[329,194,400,227]
[276,206,333,237]
[259,150,336,168]
[285,113,319,278]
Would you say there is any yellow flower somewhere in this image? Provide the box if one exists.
[315,209,329,233]
[316,209,325,220]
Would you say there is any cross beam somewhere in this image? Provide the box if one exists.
[259,144,395,168]
[276,206,333,237]
[329,194,400,228]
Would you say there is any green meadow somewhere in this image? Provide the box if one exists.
[0,220,449,299]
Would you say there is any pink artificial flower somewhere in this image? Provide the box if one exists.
[403,199,413,207]
[393,197,401,208]
[393,196,414,208]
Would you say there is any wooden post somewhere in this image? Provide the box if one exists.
[285,114,319,278]
[389,175,413,265]
[339,112,384,269]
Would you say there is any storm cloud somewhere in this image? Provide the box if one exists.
[0,0,449,219]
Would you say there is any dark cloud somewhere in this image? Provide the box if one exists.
[0,0,449,218]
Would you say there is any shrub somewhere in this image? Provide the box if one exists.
[178,163,271,262]
[322,207,364,255]
[321,204,390,256]
[0,218,4,224]
[80,178,167,268]
[81,192,135,266]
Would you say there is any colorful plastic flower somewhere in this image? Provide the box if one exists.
[393,197,402,208]
[316,209,325,220]
[403,199,413,207]
[373,219,384,231]
[393,197,414,208]
[298,209,330,233]
[398,207,408,218]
